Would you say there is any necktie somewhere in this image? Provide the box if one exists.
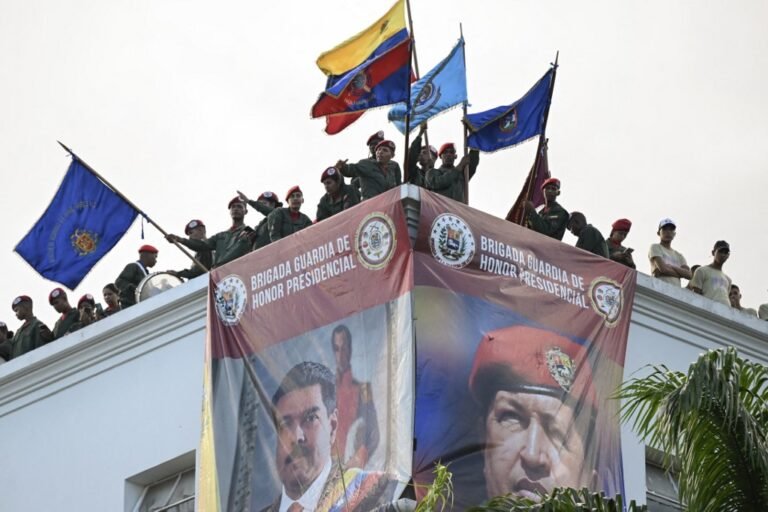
[287,502,304,512]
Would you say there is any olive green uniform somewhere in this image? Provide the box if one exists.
[406,135,430,187]
[316,182,361,221]
[527,201,569,241]
[425,150,480,203]
[52,308,80,339]
[268,208,313,242]
[576,224,609,258]
[174,249,213,280]
[10,317,53,359]
[181,224,253,268]
[340,159,401,200]
[116,261,150,308]
[246,200,277,250]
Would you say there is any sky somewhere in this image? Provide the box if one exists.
[1,0,767,330]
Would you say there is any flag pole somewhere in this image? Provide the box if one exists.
[507,51,559,223]
[402,0,419,181]
[460,23,470,204]
[57,141,209,273]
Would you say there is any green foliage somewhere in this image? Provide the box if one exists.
[617,347,768,511]
[415,463,454,512]
[466,487,645,511]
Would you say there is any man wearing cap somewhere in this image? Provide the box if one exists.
[567,212,609,258]
[606,219,636,269]
[169,220,212,280]
[48,288,80,339]
[648,219,692,287]
[689,241,732,306]
[336,140,402,201]
[317,167,360,222]
[9,296,53,359]
[524,178,569,241]
[728,285,758,317]
[237,190,282,250]
[468,325,598,502]
[406,124,437,187]
[167,197,254,268]
[268,186,313,242]
[67,294,100,333]
[425,142,479,203]
[115,245,159,308]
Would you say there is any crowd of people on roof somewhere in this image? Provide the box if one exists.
[1,128,766,363]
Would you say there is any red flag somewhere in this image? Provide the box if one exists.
[506,139,550,223]
[325,112,365,135]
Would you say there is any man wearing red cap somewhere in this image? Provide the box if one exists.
[425,142,479,203]
[169,219,212,280]
[48,287,80,339]
[67,294,100,333]
[406,124,437,187]
[267,186,313,242]
[167,197,254,268]
[237,190,283,250]
[468,325,598,501]
[9,296,53,359]
[115,245,159,308]
[316,167,360,222]
[524,178,569,241]
[606,219,635,269]
[336,140,402,201]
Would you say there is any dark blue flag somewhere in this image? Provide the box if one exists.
[466,68,554,152]
[15,159,138,289]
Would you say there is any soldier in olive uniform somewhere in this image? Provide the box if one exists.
[48,287,80,339]
[115,245,159,308]
[66,294,100,334]
[0,322,13,362]
[316,167,360,222]
[167,197,254,268]
[351,130,385,194]
[524,177,569,241]
[268,186,313,242]
[567,212,609,258]
[606,218,636,269]
[425,142,479,203]
[237,190,281,250]
[336,140,402,201]
[9,296,53,359]
[169,219,212,280]
[406,124,437,187]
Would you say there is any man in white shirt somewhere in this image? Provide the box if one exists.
[690,241,732,306]
[648,218,692,287]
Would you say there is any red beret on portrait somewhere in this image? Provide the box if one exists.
[285,185,303,201]
[438,142,455,156]
[138,244,158,254]
[320,167,340,182]
[468,325,596,410]
[48,287,67,304]
[78,294,96,308]
[375,140,396,153]
[184,219,205,235]
[12,295,32,309]
[611,218,632,232]
[366,130,385,146]
[541,177,561,190]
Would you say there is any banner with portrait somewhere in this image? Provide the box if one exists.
[199,189,413,512]
[412,190,637,507]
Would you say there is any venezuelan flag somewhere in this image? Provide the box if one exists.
[316,0,407,76]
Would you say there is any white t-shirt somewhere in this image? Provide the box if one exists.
[648,243,688,287]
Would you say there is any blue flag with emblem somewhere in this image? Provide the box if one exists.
[388,37,467,134]
[15,158,138,289]
[465,67,554,152]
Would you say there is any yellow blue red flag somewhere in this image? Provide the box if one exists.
[316,0,407,76]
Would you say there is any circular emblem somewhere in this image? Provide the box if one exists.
[355,212,396,270]
[589,278,623,326]
[413,81,441,115]
[429,213,476,268]
[71,229,99,256]
[546,347,575,391]
[499,109,518,133]
[214,274,248,326]
[351,70,371,93]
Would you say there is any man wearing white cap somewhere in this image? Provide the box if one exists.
[648,218,692,287]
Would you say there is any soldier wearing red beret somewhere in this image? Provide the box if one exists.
[48,287,80,339]
[316,166,360,222]
[406,124,437,188]
[607,218,635,269]
[168,219,213,280]
[9,295,53,359]
[115,245,159,308]
[425,141,480,203]
[336,139,402,201]
[236,190,284,250]
[66,294,100,334]
[267,186,313,242]
[469,325,598,501]
[166,197,254,269]
[524,178,569,241]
